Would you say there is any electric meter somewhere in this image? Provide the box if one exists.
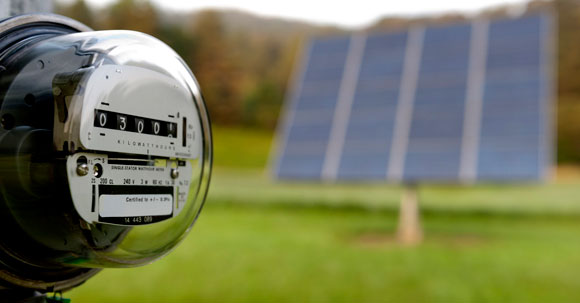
[0,14,212,293]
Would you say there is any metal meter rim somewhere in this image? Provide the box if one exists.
[0,13,92,33]
[0,14,92,57]
[0,13,101,292]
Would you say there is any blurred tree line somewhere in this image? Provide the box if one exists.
[57,0,580,163]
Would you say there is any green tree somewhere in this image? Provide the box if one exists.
[554,0,580,163]
[157,24,195,65]
[55,0,97,29]
[188,10,243,125]
[105,0,160,36]
[243,80,284,128]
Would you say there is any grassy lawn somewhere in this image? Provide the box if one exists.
[69,200,580,302]
[66,127,580,302]
[211,126,274,169]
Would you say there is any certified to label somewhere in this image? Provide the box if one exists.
[97,185,174,225]
[99,194,173,218]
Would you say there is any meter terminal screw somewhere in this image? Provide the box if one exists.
[76,163,89,176]
[170,168,179,179]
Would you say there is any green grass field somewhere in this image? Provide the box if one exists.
[67,127,580,302]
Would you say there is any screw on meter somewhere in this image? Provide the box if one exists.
[54,64,202,226]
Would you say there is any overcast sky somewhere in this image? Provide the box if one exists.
[77,0,532,27]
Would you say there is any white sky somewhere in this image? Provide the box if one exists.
[79,0,531,28]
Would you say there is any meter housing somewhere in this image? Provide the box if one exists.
[0,14,212,292]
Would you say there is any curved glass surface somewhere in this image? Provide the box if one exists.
[0,30,212,268]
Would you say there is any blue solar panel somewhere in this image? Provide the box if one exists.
[273,13,554,183]
[337,32,408,180]
[277,37,351,179]
[404,24,471,181]
[477,14,549,180]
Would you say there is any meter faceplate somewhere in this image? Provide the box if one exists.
[54,64,202,226]
[66,152,194,225]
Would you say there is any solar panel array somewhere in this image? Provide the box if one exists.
[273,13,554,182]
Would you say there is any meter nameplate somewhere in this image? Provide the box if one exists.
[77,65,202,159]
[66,153,193,226]
[99,194,173,218]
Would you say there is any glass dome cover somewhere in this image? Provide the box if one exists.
[0,14,211,290]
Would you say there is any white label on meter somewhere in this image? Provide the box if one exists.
[99,194,173,218]
[77,65,202,159]
[66,152,194,226]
